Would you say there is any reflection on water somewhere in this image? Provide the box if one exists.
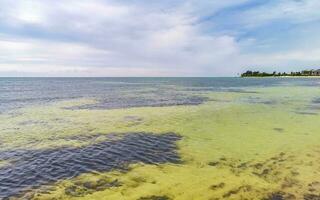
[0,133,181,198]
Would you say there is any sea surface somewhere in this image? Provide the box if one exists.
[1,77,320,199]
[1,77,318,113]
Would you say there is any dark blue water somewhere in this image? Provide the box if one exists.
[0,132,181,199]
[1,77,319,113]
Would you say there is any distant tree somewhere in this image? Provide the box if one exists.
[241,68,317,77]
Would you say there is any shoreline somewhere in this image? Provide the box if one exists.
[241,76,320,78]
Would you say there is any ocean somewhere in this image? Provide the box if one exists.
[1,77,320,199]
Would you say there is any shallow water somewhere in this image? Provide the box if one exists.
[1,77,320,199]
[0,133,180,198]
[1,77,318,113]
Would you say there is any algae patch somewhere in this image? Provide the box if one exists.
[2,85,320,199]
[65,91,208,110]
[0,132,181,199]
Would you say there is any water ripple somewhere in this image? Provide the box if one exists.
[0,132,181,199]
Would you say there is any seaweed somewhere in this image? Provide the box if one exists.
[209,183,225,191]
[304,194,320,200]
[281,177,300,189]
[66,94,209,110]
[222,185,252,198]
[137,195,171,200]
[265,192,296,200]
[264,192,285,200]
[208,161,220,167]
[64,178,122,197]
[0,132,181,199]
[273,128,284,133]
[295,111,318,116]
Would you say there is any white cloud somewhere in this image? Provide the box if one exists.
[0,37,112,70]
[0,0,243,76]
[0,0,319,76]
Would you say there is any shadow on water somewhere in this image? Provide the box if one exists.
[0,132,181,199]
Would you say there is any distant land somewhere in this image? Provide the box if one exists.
[241,69,320,77]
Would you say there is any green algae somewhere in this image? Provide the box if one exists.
[0,160,10,168]
[2,86,320,199]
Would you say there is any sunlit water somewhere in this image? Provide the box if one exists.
[1,77,320,199]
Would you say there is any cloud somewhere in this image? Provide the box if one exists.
[0,0,319,76]
[230,0,320,30]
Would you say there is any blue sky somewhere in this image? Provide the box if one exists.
[0,0,319,76]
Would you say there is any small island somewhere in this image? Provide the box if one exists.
[241,69,320,77]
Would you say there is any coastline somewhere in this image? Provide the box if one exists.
[241,76,320,78]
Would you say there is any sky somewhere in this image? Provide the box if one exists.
[0,0,320,77]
